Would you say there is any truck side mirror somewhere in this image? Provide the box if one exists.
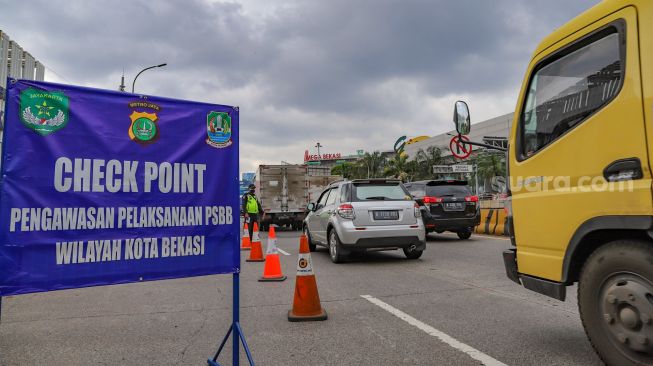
[453,100,471,135]
[307,203,315,211]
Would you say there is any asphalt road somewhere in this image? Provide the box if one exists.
[0,231,603,365]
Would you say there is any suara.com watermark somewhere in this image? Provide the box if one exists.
[490,175,636,194]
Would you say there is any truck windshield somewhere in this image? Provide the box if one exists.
[352,183,410,201]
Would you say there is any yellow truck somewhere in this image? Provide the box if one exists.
[454,1,653,364]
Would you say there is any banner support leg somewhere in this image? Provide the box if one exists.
[208,272,254,366]
[232,272,239,366]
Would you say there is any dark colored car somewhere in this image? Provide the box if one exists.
[404,180,480,239]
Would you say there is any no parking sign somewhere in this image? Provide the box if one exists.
[449,135,472,159]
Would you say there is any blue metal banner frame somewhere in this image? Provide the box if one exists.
[208,272,255,366]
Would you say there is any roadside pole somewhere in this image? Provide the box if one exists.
[474,164,479,195]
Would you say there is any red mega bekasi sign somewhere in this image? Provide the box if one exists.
[304,150,342,162]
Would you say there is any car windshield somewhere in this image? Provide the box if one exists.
[425,185,471,197]
[352,183,410,201]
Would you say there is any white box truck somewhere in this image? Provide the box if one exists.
[256,164,309,231]
[256,164,341,230]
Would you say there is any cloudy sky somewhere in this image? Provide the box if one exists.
[1,0,599,172]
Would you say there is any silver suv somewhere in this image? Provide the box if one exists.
[303,179,426,263]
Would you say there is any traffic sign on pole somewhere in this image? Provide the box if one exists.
[452,164,474,173]
[449,135,472,159]
[433,165,452,174]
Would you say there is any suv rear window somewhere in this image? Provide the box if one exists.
[405,184,426,198]
[352,183,410,201]
[425,185,471,197]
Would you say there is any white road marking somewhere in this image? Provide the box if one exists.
[361,295,508,366]
[277,248,290,256]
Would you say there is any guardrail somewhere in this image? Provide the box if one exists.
[479,199,506,209]
[474,206,509,236]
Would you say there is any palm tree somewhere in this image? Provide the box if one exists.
[384,153,411,181]
[361,151,385,178]
[474,151,506,193]
[413,146,443,180]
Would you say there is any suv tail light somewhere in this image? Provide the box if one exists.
[465,195,479,202]
[423,196,443,204]
[337,204,355,219]
[414,202,421,218]
[423,196,443,208]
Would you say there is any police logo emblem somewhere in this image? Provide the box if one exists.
[128,101,161,145]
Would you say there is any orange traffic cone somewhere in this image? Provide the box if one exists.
[288,234,327,321]
[240,222,251,250]
[259,226,287,282]
[246,222,265,262]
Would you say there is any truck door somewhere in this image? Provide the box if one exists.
[510,8,652,281]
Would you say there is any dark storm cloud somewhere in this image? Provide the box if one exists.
[1,0,270,87]
[259,0,599,113]
[0,0,600,170]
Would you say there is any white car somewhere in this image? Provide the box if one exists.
[303,179,426,263]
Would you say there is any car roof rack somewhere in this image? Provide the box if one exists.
[351,178,401,184]
[425,179,468,186]
[409,179,468,186]
[328,178,347,186]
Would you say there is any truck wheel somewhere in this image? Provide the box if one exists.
[303,226,316,252]
[328,229,345,263]
[457,228,472,240]
[578,240,653,366]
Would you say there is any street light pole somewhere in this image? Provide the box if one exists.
[474,163,479,196]
[132,63,167,93]
[315,142,322,158]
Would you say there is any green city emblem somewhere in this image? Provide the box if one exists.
[129,111,159,144]
[206,111,232,148]
[19,88,69,136]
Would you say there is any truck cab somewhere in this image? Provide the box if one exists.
[456,1,653,364]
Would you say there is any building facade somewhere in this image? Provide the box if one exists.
[303,149,365,171]
[0,30,46,128]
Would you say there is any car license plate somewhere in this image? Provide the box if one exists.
[373,210,399,220]
[444,202,464,211]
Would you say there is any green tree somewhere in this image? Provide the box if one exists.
[331,162,359,179]
[384,153,412,181]
[413,146,443,180]
[361,151,385,178]
[473,151,506,193]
